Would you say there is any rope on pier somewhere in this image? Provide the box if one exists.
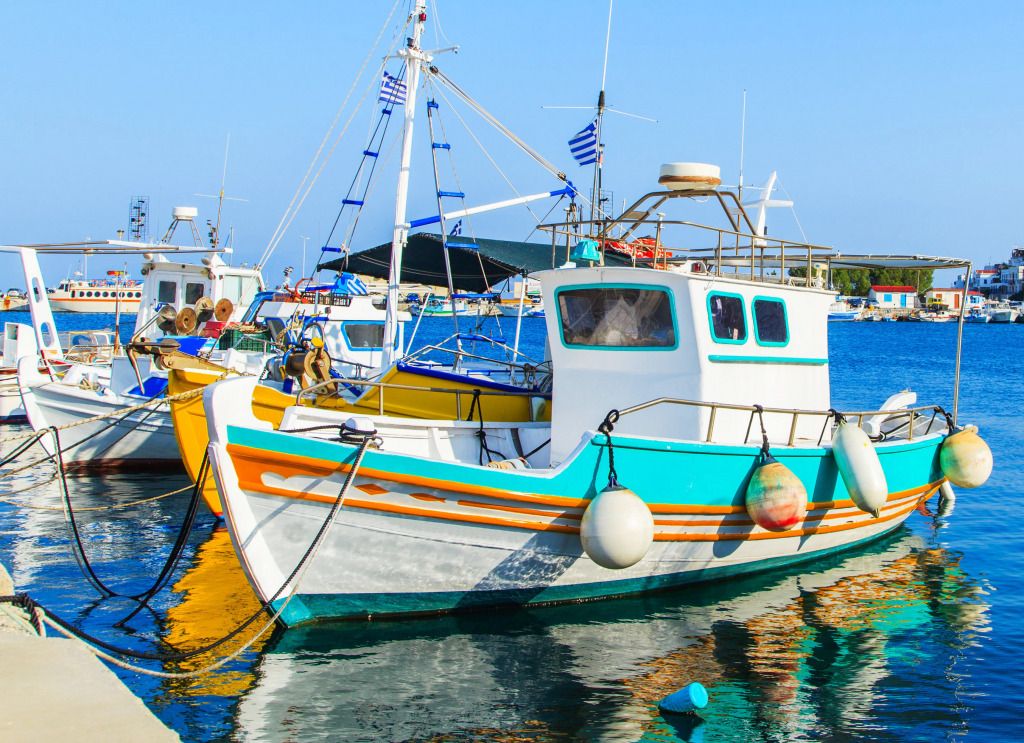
[0,428,378,678]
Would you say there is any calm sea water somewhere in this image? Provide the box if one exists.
[1,311,1021,742]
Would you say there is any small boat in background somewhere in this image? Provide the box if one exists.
[988,301,1019,324]
[1,289,28,311]
[827,300,861,321]
[47,273,144,313]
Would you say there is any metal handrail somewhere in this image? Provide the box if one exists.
[295,377,549,421]
[609,397,947,446]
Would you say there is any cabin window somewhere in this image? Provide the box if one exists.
[557,286,676,349]
[185,282,205,305]
[70,291,76,298]
[158,281,177,304]
[752,297,788,346]
[343,323,385,349]
[102,291,109,298]
[708,293,747,343]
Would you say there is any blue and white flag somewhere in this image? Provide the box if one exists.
[334,272,368,296]
[449,219,462,237]
[568,119,599,165]
[379,72,407,106]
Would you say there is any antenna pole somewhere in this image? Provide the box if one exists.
[739,90,746,203]
[213,134,230,250]
[591,0,613,228]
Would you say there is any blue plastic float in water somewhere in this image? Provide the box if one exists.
[659,682,709,715]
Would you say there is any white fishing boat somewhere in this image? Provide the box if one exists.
[1,289,28,311]
[827,299,861,321]
[409,296,479,317]
[200,3,990,627]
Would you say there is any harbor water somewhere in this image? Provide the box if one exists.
[1,311,1021,741]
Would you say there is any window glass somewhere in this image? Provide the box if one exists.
[185,282,206,305]
[753,298,787,345]
[222,276,243,306]
[158,281,177,304]
[343,323,385,349]
[102,291,109,297]
[558,287,675,348]
[708,294,747,342]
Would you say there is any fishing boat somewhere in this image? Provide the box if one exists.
[988,301,1019,324]
[409,296,479,317]
[203,160,991,625]
[827,299,860,321]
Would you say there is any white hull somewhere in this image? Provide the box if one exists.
[18,360,179,466]
[988,309,1019,323]
[0,369,25,421]
[48,297,141,313]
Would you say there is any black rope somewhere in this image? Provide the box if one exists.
[0,432,377,664]
[753,404,772,464]
[113,452,209,626]
[597,409,620,487]
[466,390,503,465]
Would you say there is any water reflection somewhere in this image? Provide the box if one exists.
[208,529,988,742]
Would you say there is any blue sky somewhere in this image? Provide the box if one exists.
[2,1,1021,289]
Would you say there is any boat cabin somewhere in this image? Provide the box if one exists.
[133,253,264,340]
[537,167,836,464]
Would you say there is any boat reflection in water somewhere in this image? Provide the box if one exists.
[161,528,270,698]
[196,527,989,742]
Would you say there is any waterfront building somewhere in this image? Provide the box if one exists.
[924,288,984,310]
[868,285,918,309]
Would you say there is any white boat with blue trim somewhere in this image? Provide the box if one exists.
[205,178,991,626]
[201,1,991,626]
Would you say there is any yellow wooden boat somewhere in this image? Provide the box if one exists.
[168,363,549,516]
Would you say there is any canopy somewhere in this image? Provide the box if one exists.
[317,233,633,293]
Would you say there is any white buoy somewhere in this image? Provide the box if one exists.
[832,422,888,517]
[940,425,993,488]
[938,480,956,517]
[580,484,654,570]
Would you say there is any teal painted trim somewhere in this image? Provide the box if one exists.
[707,354,828,365]
[229,422,943,515]
[751,295,790,347]
[707,291,748,345]
[553,283,679,351]
[267,524,904,626]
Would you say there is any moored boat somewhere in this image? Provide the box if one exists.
[205,162,989,626]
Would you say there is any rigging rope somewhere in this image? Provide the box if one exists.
[257,0,409,270]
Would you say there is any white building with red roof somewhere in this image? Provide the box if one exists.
[924,288,985,310]
[868,285,918,309]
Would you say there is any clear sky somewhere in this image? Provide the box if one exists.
[2,0,1021,289]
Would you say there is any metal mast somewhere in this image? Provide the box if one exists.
[381,0,428,369]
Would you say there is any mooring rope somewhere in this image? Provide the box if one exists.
[0,429,377,678]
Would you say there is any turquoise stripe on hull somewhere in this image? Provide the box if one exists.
[228,424,944,511]
[270,524,904,626]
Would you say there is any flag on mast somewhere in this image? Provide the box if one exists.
[568,119,599,165]
[379,72,407,106]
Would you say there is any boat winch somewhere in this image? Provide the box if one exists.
[580,411,654,570]
[832,417,888,517]
[939,424,993,488]
[744,407,807,531]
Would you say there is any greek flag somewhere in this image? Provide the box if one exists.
[334,272,368,295]
[449,219,462,237]
[379,72,407,106]
[568,119,599,165]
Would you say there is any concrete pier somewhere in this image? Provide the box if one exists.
[0,561,180,742]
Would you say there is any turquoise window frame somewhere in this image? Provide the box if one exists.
[554,283,679,351]
[751,295,789,347]
[707,291,747,345]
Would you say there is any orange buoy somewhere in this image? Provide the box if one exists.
[745,454,807,531]
[940,425,993,488]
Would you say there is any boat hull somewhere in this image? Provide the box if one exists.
[19,372,181,468]
[209,391,945,626]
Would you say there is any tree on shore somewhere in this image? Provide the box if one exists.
[789,267,933,297]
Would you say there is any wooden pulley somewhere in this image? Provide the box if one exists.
[156,305,179,334]
[174,307,198,335]
[303,346,331,383]
[194,296,215,323]
[214,298,234,322]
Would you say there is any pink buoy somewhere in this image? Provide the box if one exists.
[745,455,808,531]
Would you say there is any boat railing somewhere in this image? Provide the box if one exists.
[609,397,948,446]
[402,334,551,379]
[539,189,835,286]
[296,377,549,421]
